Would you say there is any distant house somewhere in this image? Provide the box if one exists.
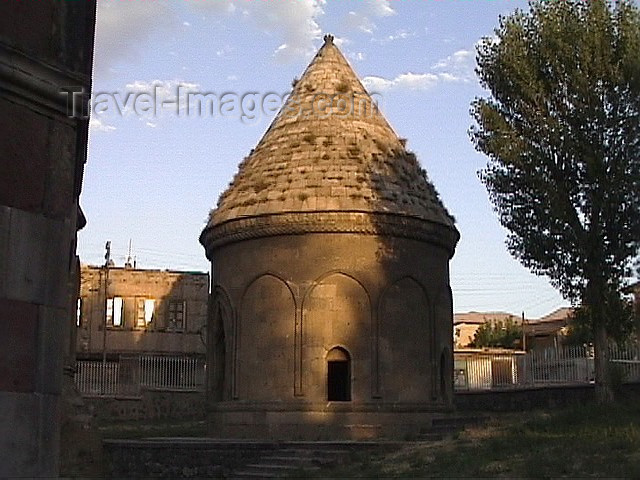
[524,307,574,350]
[76,264,209,359]
[454,348,526,390]
[453,311,522,349]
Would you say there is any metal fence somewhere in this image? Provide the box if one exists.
[75,354,206,397]
[455,344,640,391]
[75,361,120,396]
[139,354,205,390]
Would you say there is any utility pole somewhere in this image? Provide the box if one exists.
[102,241,111,394]
[522,311,526,351]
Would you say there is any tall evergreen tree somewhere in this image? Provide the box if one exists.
[471,0,640,402]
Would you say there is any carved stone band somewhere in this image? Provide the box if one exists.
[200,211,460,257]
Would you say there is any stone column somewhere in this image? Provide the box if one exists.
[0,2,96,477]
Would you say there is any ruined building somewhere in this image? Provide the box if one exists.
[200,35,460,439]
[77,265,209,358]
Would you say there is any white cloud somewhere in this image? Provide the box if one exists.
[95,0,326,74]
[344,0,396,35]
[332,36,351,49]
[361,47,477,92]
[348,51,366,62]
[431,49,475,82]
[372,29,415,44]
[215,45,233,57]
[94,0,175,76]
[395,73,440,90]
[89,116,116,132]
[346,11,375,34]
[184,0,236,15]
[249,0,325,62]
[124,79,201,115]
[361,75,394,91]
[187,0,324,62]
[369,0,396,18]
[363,72,440,92]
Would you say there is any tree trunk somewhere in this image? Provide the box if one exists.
[593,322,614,404]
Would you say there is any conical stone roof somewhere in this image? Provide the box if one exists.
[201,35,459,256]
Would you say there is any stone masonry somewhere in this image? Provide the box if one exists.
[0,2,96,476]
[200,35,460,440]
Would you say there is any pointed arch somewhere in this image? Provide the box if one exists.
[210,285,232,401]
[378,276,431,402]
[433,284,454,404]
[236,273,295,400]
[301,272,371,401]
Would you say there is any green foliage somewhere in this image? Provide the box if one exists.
[471,0,640,347]
[470,318,523,349]
[562,315,594,346]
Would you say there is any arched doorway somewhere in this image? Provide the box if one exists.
[327,347,351,401]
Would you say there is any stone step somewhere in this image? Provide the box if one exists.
[432,415,486,428]
[232,447,349,478]
[244,463,303,470]
[277,448,351,456]
[421,424,460,434]
[275,448,352,465]
[234,463,319,478]
[231,470,281,479]
[260,455,320,466]
[415,432,444,442]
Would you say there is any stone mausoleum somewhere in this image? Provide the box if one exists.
[200,35,459,439]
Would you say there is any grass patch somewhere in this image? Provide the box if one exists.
[312,399,640,478]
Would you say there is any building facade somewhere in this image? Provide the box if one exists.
[200,35,459,439]
[454,312,523,349]
[76,265,209,358]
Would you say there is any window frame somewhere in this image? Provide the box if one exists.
[167,299,186,332]
[105,296,124,328]
[135,297,156,329]
[76,297,83,327]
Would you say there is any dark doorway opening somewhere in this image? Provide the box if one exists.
[327,347,351,401]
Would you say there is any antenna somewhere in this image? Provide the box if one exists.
[104,241,111,267]
[125,239,133,268]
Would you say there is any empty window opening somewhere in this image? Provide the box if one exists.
[76,298,83,327]
[144,299,155,325]
[136,298,155,327]
[327,347,351,401]
[106,297,123,327]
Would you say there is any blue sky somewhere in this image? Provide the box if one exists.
[79,0,570,318]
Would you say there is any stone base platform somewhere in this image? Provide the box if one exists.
[208,401,453,440]
[105,438,417,478]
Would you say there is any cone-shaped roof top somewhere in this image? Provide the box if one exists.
[201,35,458,254]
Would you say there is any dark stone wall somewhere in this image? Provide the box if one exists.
[208,231,454,438]
[455,382,640,412]
[0,2,96,476]
[84,390,206,422]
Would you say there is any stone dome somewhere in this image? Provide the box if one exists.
[201,35,458,256]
